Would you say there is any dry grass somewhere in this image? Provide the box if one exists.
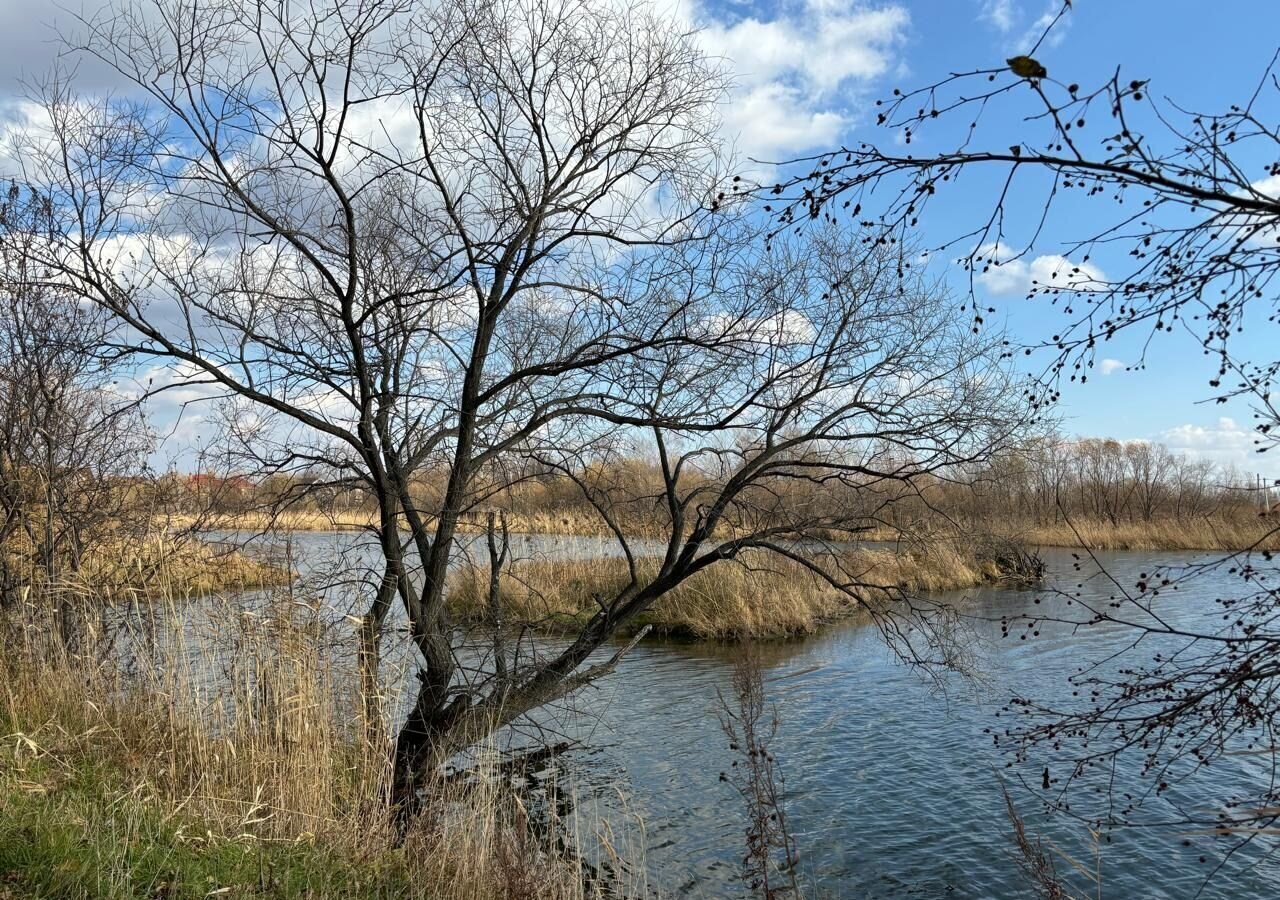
[189,505,1280,555]
[162,507,656,538]
[448,542,1008,640]
[1013,517,1280,552]
[0,585,634,899]
[86,533,293,598]
[3,533,292,604]
[162,508,380,532]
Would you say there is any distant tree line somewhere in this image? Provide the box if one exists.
[175,435,1265,535]
[946,438,1260,527]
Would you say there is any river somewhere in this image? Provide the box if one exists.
[151,532,1280,898]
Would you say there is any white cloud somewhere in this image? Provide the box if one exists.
[1158,416,1277,477]
[1233,174,1280,247]
[1098,358,1125,376]
[0,0,909,178]
[702,3,906,93]
[975,242,1107,297]
[131,360,229,408]
[1249,174,1280,198]
[1163,416,1248,449]
[980,0,1017,32]
[699,0,909,160]
[701,307,817,346]
[719,83,847,160]
[0,100,47,177]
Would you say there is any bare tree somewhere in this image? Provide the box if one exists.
[8,0,1031,810]
[0,184,151,643]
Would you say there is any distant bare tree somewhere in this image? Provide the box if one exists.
[0,185,151,643]
[934,435,1239,528]
[10,0,1031,811]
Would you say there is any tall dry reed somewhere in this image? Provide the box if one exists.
[1015,516,1280,552]
[0,556,638,899]
[447,541,1013,640]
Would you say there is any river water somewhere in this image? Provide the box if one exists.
[173,533,1280,898]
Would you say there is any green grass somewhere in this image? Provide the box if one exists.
[0,742,416,900]
[0,650,608,900]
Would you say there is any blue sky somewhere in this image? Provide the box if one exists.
[683,0,1280,477]
[0,0,1275,476]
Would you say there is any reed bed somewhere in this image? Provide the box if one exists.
[1014,517,1280,552]
[161,508,380,533]
[0,577,636,899]
[85,533,293,598]
[448,542,1011,640]
[161,507,661,538]
[184,504,1280,555]
[3,533,290,606]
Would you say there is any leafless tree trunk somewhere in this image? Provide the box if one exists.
[8,0,1032,810]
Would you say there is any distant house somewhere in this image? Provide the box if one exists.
[186,473,217,492]
[187,473,256,508]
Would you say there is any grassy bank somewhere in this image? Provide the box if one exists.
[1011,517,1280,552]
[448,541,1026,640]
[4,534,291,606]
[178,506,1280,554]
[0,593,627,900]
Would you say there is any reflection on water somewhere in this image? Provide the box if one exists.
[124,532,1280,898]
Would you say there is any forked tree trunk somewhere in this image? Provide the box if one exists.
[389,681,470,820]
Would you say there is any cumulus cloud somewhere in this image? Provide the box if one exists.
[1158,416,1276,476]
[715,83,847,161]
[975,242,1107,297]
[130,360,231,408]
[0,0,910,191]
[1249,174,1280,198]
[1097,358,1125,376]
[699,0,909,160]
[703,3,907,92]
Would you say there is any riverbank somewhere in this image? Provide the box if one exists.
[1013,517,1280,552]
[447,541,1036,640]
[0,603,616,900]
[165,508,1280,554]
[3,533,291,606]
